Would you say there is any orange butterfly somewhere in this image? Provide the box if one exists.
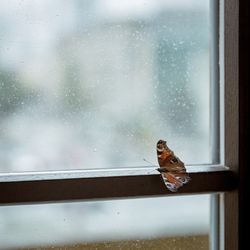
[156,139,191,192]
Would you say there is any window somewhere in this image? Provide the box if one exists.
[0,0,239,249]
[0,0,211,172]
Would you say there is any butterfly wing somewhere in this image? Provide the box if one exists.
[157,140,191,192]
[174,173,191,184]
[161,172,183,192]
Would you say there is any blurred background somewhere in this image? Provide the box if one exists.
[0,0,210,172]
[0,0,211,249]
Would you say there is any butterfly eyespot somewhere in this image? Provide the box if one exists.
[166,182,178,192]
[157,139,166,145]
[176,176,191,184]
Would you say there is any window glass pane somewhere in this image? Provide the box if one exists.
[0,195,210,249]
[0,0,210,172]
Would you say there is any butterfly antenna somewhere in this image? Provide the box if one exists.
[143,158,155,166]
[143,158,157,174]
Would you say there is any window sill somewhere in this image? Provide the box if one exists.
[0,165,237,204]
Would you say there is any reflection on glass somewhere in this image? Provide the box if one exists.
[0,195,210,249]
[0,0,210,172]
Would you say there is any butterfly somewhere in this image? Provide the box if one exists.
[156,139,191,192]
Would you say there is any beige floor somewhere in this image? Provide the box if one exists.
[23,235,209,250]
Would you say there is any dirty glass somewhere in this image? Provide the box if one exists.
[0,0,210,172]
[0,195,210,249]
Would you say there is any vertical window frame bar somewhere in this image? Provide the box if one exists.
[222,0,239,250]
[209,1,220,249]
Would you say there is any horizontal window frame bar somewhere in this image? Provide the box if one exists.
[0,165,237,205]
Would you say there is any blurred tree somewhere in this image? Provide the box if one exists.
[0,70,29,117]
